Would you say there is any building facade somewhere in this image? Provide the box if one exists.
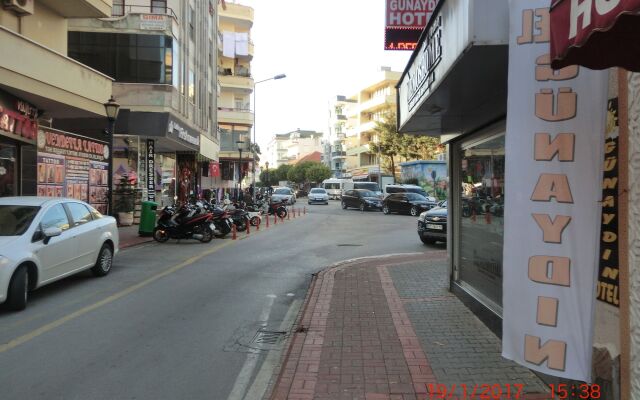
[325,95,355,178]
[0,1,113,210]
[266,129,323,169]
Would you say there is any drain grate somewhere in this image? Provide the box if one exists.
[251,330,286,345]
[337,243,363,247]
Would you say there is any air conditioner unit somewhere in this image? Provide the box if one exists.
[3,0,34,15]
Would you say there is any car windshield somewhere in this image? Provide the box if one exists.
[310,188,326,194]
[407,188,429,197]
[355,183,380,192]
[0,205,40,236]
[324,183,340,189]
[406,193,427,201]
[274,188,291,194]
[359,190,377,197]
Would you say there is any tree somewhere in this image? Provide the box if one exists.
[259,169,277,186]
[306,164,332,184]
[250,143,261,162]
[274,164,293,184]
[287,161,317,185]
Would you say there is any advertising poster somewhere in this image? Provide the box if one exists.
[385,0,436,50]
[37,128,109,214]
[502,1,607,382]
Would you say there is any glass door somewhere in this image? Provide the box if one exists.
[0,143,17,197]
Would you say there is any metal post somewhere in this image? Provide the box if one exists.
[252,88,256,203]
[238,148,242,197]
[107,119,115,216]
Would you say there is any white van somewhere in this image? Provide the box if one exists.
[322,178,351,200]
[342,181,382,196]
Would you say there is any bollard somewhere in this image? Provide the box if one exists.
[288,208,291,220]
[246,220,250,234]
[231,223,237,240]
[485,210,492,224]
[303,206,306,215]
[471,208,476,223]
[274,213,277,224]
[256,218,260,231]
[266,214,269,228]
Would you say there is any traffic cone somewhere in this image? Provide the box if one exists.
[232,223,237,240]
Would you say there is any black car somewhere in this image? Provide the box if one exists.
[341,189,383,211]
[417,201,447,244]
[382,193,434,216]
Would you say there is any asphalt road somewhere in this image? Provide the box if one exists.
[0,200,443,400]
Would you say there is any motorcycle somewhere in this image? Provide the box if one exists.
[208,203,234,238]
[221,201,250,231]
[153,203,215,243]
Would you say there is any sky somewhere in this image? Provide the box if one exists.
[233,0,412,152]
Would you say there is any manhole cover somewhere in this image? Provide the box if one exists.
[337,243,363,247]
[252,330,286,345]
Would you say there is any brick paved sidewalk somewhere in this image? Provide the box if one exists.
[269,252,550,400]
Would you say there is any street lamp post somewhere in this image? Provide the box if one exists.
[265,161,269,189]
[103,96,120,216]
[252,73,286,202]
[236,139,245,200]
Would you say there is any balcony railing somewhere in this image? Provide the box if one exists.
[112,4,178,21]
[220,132,250,152]
[331,151,347,158]
[218,67,252,78]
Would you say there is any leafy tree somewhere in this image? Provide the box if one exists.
[250,143,261,162]
[274,164,293,184]
[287,161,317,185]
[259,169,277,186]
[306,164,332,184]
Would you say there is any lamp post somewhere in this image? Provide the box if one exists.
[103,96,120,216]
[265,161,269,189]
[252,73,286,202]
[236,139,245,200]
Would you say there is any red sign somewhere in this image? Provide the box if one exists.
[210,162,220,177]
[0,105,38,143]
[550,0,640,71]
[385,0,437,51]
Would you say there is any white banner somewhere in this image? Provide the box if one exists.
[502,1,607,382]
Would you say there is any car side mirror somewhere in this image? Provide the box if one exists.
[43,227,62,245]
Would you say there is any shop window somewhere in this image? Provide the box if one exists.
[454,133,505,309]
[0,143,16,197]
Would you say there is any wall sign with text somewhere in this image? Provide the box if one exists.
[385,0,437,50]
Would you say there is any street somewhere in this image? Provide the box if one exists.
[0,201,440,400]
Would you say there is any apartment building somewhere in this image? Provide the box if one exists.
[0,1,113,209]
[266,129,323,169]
[324,95,356,178]
[59,0,219,207]
[344,68,401,181]
[216,1,254,190]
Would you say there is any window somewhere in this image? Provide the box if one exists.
[0,206,39,236]
[151,0,166,14]
[188,69,196,103]
[88,206,103,220]
[40,205,70,231]
[189,7,195,41]
[66,203,93,227]
[112,0,124,16]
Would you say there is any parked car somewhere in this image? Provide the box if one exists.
[384,184,437,203]
[417,201,447,244]
[271,187,296,205]
[341,189,383,211]
[307,188,329,205]
[342,181,382,197]
[0,197,119,311]
[382,193,434,216]
[296,188,308,198]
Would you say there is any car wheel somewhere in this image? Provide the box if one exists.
[410,206,419,216]
[153,227,170,243]
[382,205,390,215]
[420,237,437,245]
[91,243,113,277]
[6,265,28,311]
[359,203,366,212]
[341,201,347,209]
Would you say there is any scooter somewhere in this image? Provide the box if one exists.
[153,204,215,243]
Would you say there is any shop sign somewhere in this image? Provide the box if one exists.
[502,1,608,382]
[147,139,155,202]
[37,128,109,214]
[384,0,437,50]
[0,99,38,144]
[168,119,200,147]
[406,15,442,112]
[140,14,168,30]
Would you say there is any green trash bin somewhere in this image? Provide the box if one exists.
[138,201,158,237]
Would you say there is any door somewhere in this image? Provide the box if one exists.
[387,194,401,212]
[65,202,101,269]
[398,195,411,213]
[34,204,76,282]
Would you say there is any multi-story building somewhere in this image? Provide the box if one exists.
[344,68,401,181]
[0,1,113,205]
[215,1,254,191]
[266,129,323,169]
[61,0,219,207]
[325,95,356,178]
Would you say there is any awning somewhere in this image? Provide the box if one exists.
[550,0,640,71]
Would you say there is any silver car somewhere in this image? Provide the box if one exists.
[307,188,329,205]
[271,187,296,205]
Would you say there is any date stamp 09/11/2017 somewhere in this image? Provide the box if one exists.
[425,383,601,399]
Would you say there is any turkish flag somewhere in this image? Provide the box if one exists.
[210,162,220,177]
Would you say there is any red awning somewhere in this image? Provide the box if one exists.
[550,0,640,71]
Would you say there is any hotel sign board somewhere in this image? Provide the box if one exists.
[502,0,608,382]
[384,0,437,50]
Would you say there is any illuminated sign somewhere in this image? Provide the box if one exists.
[385,0,437,51]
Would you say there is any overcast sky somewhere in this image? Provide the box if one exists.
[234,0,412,152]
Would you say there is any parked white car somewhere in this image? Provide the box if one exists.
[0,197,119,311]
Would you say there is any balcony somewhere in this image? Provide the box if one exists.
[218,131,251,158]
[0,26,112,118]
[218,70,254,93]
[219,3,254,28]
[218,107,254,126]
[360,94,395,113]
[331,151,347,160]
[358,120,378,134]
[69,5,177,36]
[346,144,371,156]
[111,83,178,113]
[39,0,112,18]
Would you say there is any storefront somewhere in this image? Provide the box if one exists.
[0,90,38,198]
[397,0,510,329]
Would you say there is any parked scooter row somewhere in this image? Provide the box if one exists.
[152,195,292,244]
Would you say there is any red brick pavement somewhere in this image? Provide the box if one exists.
[269,253,551,400]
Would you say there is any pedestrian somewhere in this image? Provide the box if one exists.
[238,189,244,203]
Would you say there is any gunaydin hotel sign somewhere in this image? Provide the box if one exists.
[502,0,607,381]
